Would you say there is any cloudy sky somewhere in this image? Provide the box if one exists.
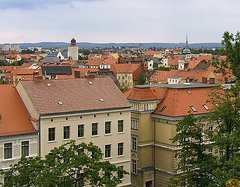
[0,0,240,43]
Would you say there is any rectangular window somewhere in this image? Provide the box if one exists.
[132,159,137,174]
[21,141,29,157]
[132,137,137,151]
[131,118,138,130]
[105,144,111,158]
[4,143,12,159]
[105,122,111,134]
[48,128,55,141]
[118,143,124,156]
[78,124,84,137]
[63,126,70,139]
[92,123,98,136]
[118,120,123,132]
[208,148,213,155]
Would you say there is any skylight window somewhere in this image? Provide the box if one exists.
[47,83,51,87]
[89,81,93,85]
[153,89,156,93]
[187,91,191,94]
[159,106,166,112]
[58,101,63,105]
[100,98,104,102]
[190,106,197,112]
[203,104,209,110]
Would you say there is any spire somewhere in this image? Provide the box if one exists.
[186,34,189,48]
[182,34,191,54]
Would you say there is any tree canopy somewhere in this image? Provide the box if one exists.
[1,140,128,187]
[169,31,240,186]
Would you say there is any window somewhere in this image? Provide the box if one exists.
[131,118,138,130]
[132,137,137,151]
[159,106,166,112]
[132,159,137,174]
[92,123,98,136]
[203,104,209,110]
[208,148,213,155]
[118,120,123,132]
[190,106,197,112]
[4,143,12,159]
[21,141,29,157]
[105,145,111,158]
[118,143,124,156]
[132,103,139,111]
[78,124,84,137]
[63,126,70,139]
[48,128,55,141]
[105,122,111,134]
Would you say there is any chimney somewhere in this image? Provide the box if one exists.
[33,71,43,81]
[209,77,215,84]
[202,77,207,83]
[74,71,80,78]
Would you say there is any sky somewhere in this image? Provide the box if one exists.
[0,0,240,44]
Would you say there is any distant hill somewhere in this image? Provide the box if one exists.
[0,42,224,49]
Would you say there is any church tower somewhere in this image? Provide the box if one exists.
[182,35,191,54]
[68,38,79,61]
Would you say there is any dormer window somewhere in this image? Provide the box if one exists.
[190,106,197,112]
[159,106,166,112]
[203,104,209,111]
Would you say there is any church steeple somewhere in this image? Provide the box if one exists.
[182,34,191,54]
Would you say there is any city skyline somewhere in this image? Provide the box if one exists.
[0,0,240,44]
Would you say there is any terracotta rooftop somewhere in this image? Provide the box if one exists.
[17,77,131,115]
[124,86,167,101]
[0,85,36,136]
[153,86,214,117]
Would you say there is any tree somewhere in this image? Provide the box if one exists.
[1,140,128,187]
[169,31,240,186]
[137,72,146,85]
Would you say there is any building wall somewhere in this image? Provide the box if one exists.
[0,133,38,183]
[16,82,39,120]
[68,46,79,61]
[117,73,133,88]
[40,109,131,186]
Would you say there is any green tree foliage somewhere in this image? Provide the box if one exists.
[137,72,146,85]
[20,49,34,54]
[169,31,240,186]
[1,140,128,187]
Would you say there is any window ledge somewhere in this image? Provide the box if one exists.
[91,135,99,138]
[117,155,124,158]
[48,140,57,143]
[104,133,112,136]
[104,157,112,160]
[117,132,124,134]
[77,136,85,139]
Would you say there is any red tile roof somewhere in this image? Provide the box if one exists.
[0,85,36,136]
[153,87,214,117]
[142,51,165,57]
[124,86,167,101]
[17,77,131,115]
[86,58,102,66]
[168,56,185,66]
[110,64,142,80]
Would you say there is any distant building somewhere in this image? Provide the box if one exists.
[182,35,191,54]
[68,38,79,61]
[2,43,21,52]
